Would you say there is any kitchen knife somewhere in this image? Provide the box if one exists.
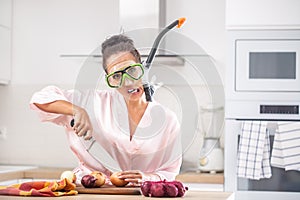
[70,119,122,172]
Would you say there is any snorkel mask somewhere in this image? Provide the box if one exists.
[142,17,186,102]
[105,17,186,101]
[105,63,144,88]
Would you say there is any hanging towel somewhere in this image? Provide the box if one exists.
[271,122,300,171]
[237,121,272,180]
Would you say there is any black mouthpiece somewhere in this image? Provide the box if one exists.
[143,83,154,102]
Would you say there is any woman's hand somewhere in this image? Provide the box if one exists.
[117,170,143,186]
[72,106,93,140]
[117,170,160,186]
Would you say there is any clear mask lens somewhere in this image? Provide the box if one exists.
[106,64,144,88]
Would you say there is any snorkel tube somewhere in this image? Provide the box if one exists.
[143,17,186,102]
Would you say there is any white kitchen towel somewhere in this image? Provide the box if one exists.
[237,121,272,180]
[271,122,300,171]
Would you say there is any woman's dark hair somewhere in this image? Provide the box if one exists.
[101,34,141,71]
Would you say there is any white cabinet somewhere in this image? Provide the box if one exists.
[0,0,11,28]
[226,0,300,29]
[0,27,11,84]
[0,0,12,84]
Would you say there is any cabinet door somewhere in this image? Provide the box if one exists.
[0,0,12,28]
[0,27,11,84]
[226,0,300,29]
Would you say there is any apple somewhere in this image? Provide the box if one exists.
[60,170,76,183]
[110,171,128,187]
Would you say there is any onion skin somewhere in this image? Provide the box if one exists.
[171,180,188,197]
[140,180,188,197]
[110,172,129,187]
[149,182,165,197]
[140,181,152,196]
[165,183,178,197]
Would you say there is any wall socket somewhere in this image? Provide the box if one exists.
[0,127,7,140]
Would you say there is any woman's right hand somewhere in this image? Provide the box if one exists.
[72,106,93,140]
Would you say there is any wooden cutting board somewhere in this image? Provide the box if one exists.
[76,185,141,195]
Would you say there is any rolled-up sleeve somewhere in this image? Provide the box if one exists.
[30,85,74,126]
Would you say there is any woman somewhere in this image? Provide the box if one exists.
[30,34,182,185]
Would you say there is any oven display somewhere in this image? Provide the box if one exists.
[260,105,299,114]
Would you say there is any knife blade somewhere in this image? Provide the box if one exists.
[70,119,122,172]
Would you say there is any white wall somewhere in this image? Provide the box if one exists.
[166,0,226,81]
[0,0,119,167]
[12,0,120,85]
[165,0,226,171]
[0,0,226,170]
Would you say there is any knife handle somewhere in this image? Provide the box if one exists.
[70,119,75,127]
[70,119,90,138]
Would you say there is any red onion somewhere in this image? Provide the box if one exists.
[81,174,97,188]
[140,179,188,197]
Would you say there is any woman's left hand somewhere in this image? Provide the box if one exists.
[117,170,144,185]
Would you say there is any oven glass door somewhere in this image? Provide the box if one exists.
[235,40,300,92]
[237,135,300,192]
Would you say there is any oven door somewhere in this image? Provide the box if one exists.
[224,119,300,200]
[235,39,300,92]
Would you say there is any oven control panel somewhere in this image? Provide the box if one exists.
[260,105,299,114]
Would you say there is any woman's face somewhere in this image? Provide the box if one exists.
[106,52,144,102]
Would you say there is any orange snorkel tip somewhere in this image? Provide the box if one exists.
[177,17,186,28]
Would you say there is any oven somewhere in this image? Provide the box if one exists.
[225,30,300,200]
